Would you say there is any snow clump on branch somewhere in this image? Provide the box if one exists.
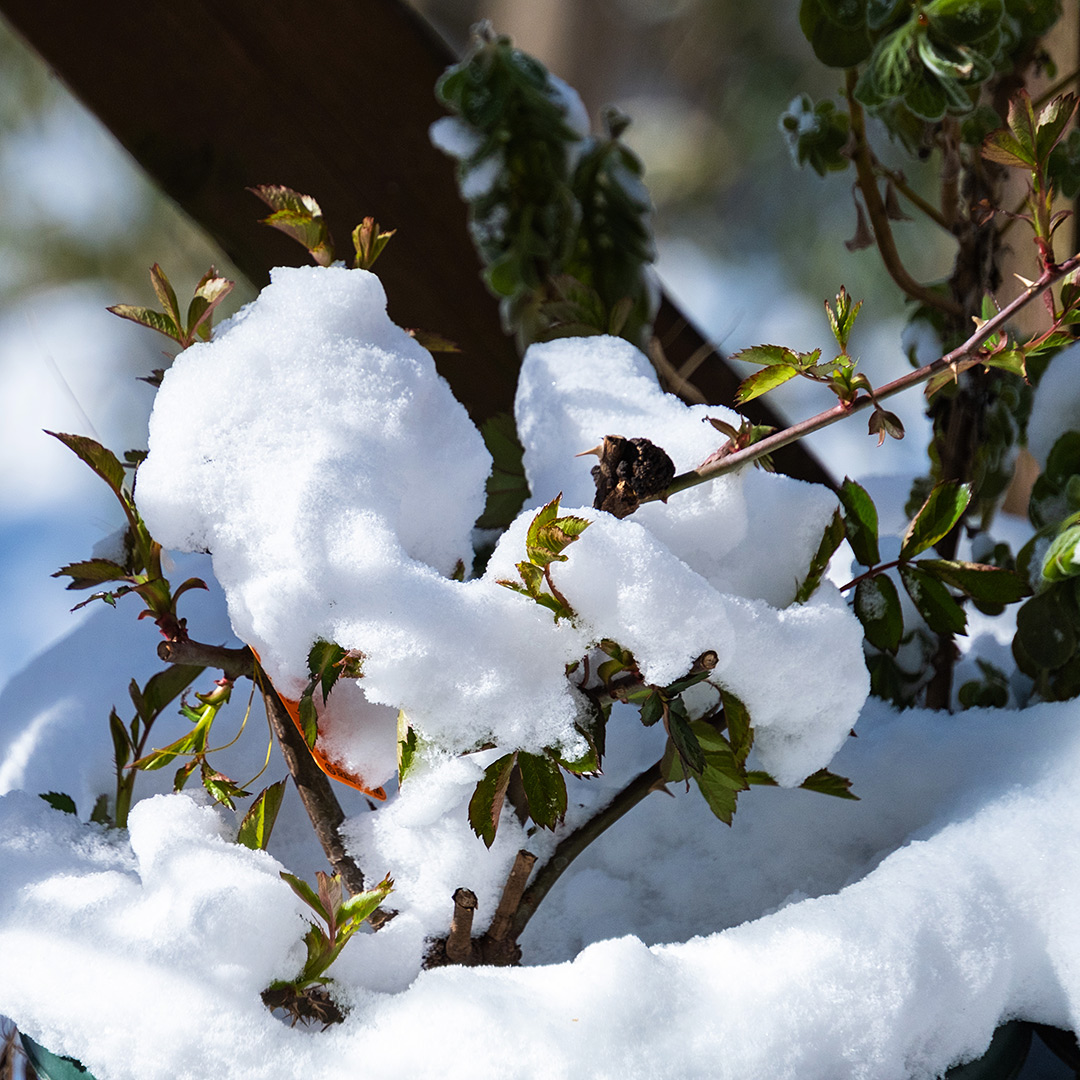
[137,265,868,789]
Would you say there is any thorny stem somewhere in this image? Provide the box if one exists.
[846,70,964,317]
[646,251,1080,506]
[159,635,370,899]
[508,759,664,942]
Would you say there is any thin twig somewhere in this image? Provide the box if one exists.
[157,638,255,680]
[646,251,1080,505]
[878,165,953,233]
[487,850,537,942]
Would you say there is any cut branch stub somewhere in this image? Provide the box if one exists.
[584,435,675,518]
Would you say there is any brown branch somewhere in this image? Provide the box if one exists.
[157,639,256,681]
[260,681,367,897]
[648,251,1080,505]
[846,71,964,317]
[508,760,664,943]
[487,850,538,943]
[445,888,478,964]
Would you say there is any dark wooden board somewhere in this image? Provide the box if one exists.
[0,0,830,485]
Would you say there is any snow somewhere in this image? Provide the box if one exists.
[3,699,1080,1079]
[0,260,1075,1080]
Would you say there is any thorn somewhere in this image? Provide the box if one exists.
[575,444,603,459]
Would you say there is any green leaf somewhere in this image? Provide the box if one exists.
[307,639,351,701]
[666,698,706,775]
[46,432,126,498]
[855,574,905,653]
[19,1032,96,1080]
[900,563,968,635]
[981,128,1035,168]
[798,768,859,800]
[825,287,862,350]
[106,304,183,343]
[799,0,872,67]
[250,185,334,266]
[477,412,530,530]
[924,0,1003,44]
[149,263,181,327]
[900,480,971,559]
[693,757,744,825]
[338,874,394,929]
[39,791,78,816]
[838,477,881,567]
[1042,518,1080,583]
[639,690,664,726]
[721,688,754,763]
[109,708,132,770]
[734,364,800,405]
[915,559,1031,602]
[468,752,517,848]
[299,694,319,749]
[280,870,330,922]
[517,751,568,830]
[1035,93,1078,164]
[1015,589,1077,670]
[141,664,205,720]
[237,780,287,851]
[51,558,130,590]
[796,509,846,603]
[730,344,802,368]
[130,727,203,771]
[397,711,419,784]
[201,763,251,810]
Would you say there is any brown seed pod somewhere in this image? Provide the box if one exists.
[582,435,676,518]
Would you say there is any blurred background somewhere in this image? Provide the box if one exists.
[0,1,1073,688]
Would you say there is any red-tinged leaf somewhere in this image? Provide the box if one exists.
[838,477,880,567]
[172,577,209,604]
[279,870,329,922]
[149,264,181,327]
[899,563,967,635]
[468,753,517,848]
[735,364,799,405]
[900,480,971,559]
[186,272,234,342]
[981,129,1034,169]
[107,304,183,343]
[52,558,129,589]
[855,574,904,653]
[1035,94,1078,163]
[517,751,567,830]
[237,779,288,851]
[868,408,904,445]
[729,344,802,368]
[46,432,126,496]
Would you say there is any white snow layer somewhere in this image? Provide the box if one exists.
[135,267,867,788]
[3,698,1080,1079]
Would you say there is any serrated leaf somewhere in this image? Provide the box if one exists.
[39,791,78,816]
[735,364,800,405]
[855,574,904,652]
[307,639,349,701]
[468,753,517,848]
[106,304,183,342]
[52,558,129,589]
[237,780,287,851]
[721,688,753,763]
[338,874,394,929]
[517,751,568,830]
[796,508,846,603]
[1035,94,1078,163]
[900,480,971,559]
[666,699,705,775]
[693,759,742,824]
[201,763,251,810]
[46,432,126,497]
[639,690,664,726]
[798,768,859,799]
[982,348,1027,377]
[838,477,880,566]
[730,344,801,368]
[900,563,967,635]
[298,693,319,749]
[915,559,1031,602]
[397,711,419,784]
[514,560,545,597]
